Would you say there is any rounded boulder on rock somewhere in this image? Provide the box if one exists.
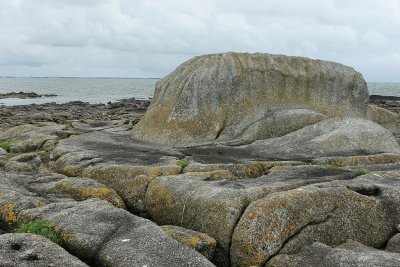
[134,52,369,145]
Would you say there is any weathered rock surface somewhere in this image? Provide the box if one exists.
[161,225,217,260]
[145,165,360,266]
[52,131,184,215]
[246,117,399,160]
[0,172,215,266]
[135,52,369,145]
[0,233,89,267]
[231,171,400,266]
[266,241,400,267]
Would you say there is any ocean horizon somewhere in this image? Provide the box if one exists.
[0,77,399,106]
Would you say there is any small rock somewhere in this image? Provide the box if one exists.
[386,233,400,253]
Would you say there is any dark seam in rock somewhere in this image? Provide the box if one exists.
[226,200,253,267]
[91,222,125,266]
[180,189,197,227]
[215,121,226,140]
[139,176,156,217]
[38,139,50,151]
[264,207,338,265]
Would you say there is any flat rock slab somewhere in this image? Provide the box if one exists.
[19,199,214,267]
[54,130,184,166]
[0,171,125,230]
[0,233,89,267]
[267,241,400,267]
[0,172,214,266]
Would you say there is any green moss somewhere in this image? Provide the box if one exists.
[353,168,371,175]
[177,159,189,169]
[0,141,14,153]
[15,220,64,246]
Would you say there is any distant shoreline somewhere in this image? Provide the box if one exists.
[0,76,161,79]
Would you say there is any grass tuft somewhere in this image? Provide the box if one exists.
[177,159,189,169]
[15,220,64,246]
[0,141,13,153]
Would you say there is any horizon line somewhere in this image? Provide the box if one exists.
[0,76,399,83]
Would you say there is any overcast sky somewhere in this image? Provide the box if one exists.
[0,0,399,81]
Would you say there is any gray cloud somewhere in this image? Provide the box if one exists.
[0,0,399,81]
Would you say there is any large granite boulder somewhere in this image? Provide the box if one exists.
[134,52,369,145]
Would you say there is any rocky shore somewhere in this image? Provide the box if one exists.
[0,91,57,99]
[0,98,150,131]
[1,52,400,267]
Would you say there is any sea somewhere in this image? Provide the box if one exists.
[0,77,399,106]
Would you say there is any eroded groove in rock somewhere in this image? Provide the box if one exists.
[265,208,337,264]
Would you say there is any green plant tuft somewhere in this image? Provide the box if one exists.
[177,159,189,169]
[353,168,371,175]
[0,141,13,153]
[51,152,62,161]
[15,220,64,246]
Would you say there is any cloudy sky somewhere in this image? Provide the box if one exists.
[0,0,399,81]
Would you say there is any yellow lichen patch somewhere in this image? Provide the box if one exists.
[54,180,75,191]
[201,234,216,246]
[61,165,82,177]
[80,188,113,202]
[182,236,201,247]
[148,185,177,211]
[209,170,235,180]
[34,201,47,208]
[60,231,74,243]
[149,166,181,178]
[317,153,400,168]
[0,203,17,223]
